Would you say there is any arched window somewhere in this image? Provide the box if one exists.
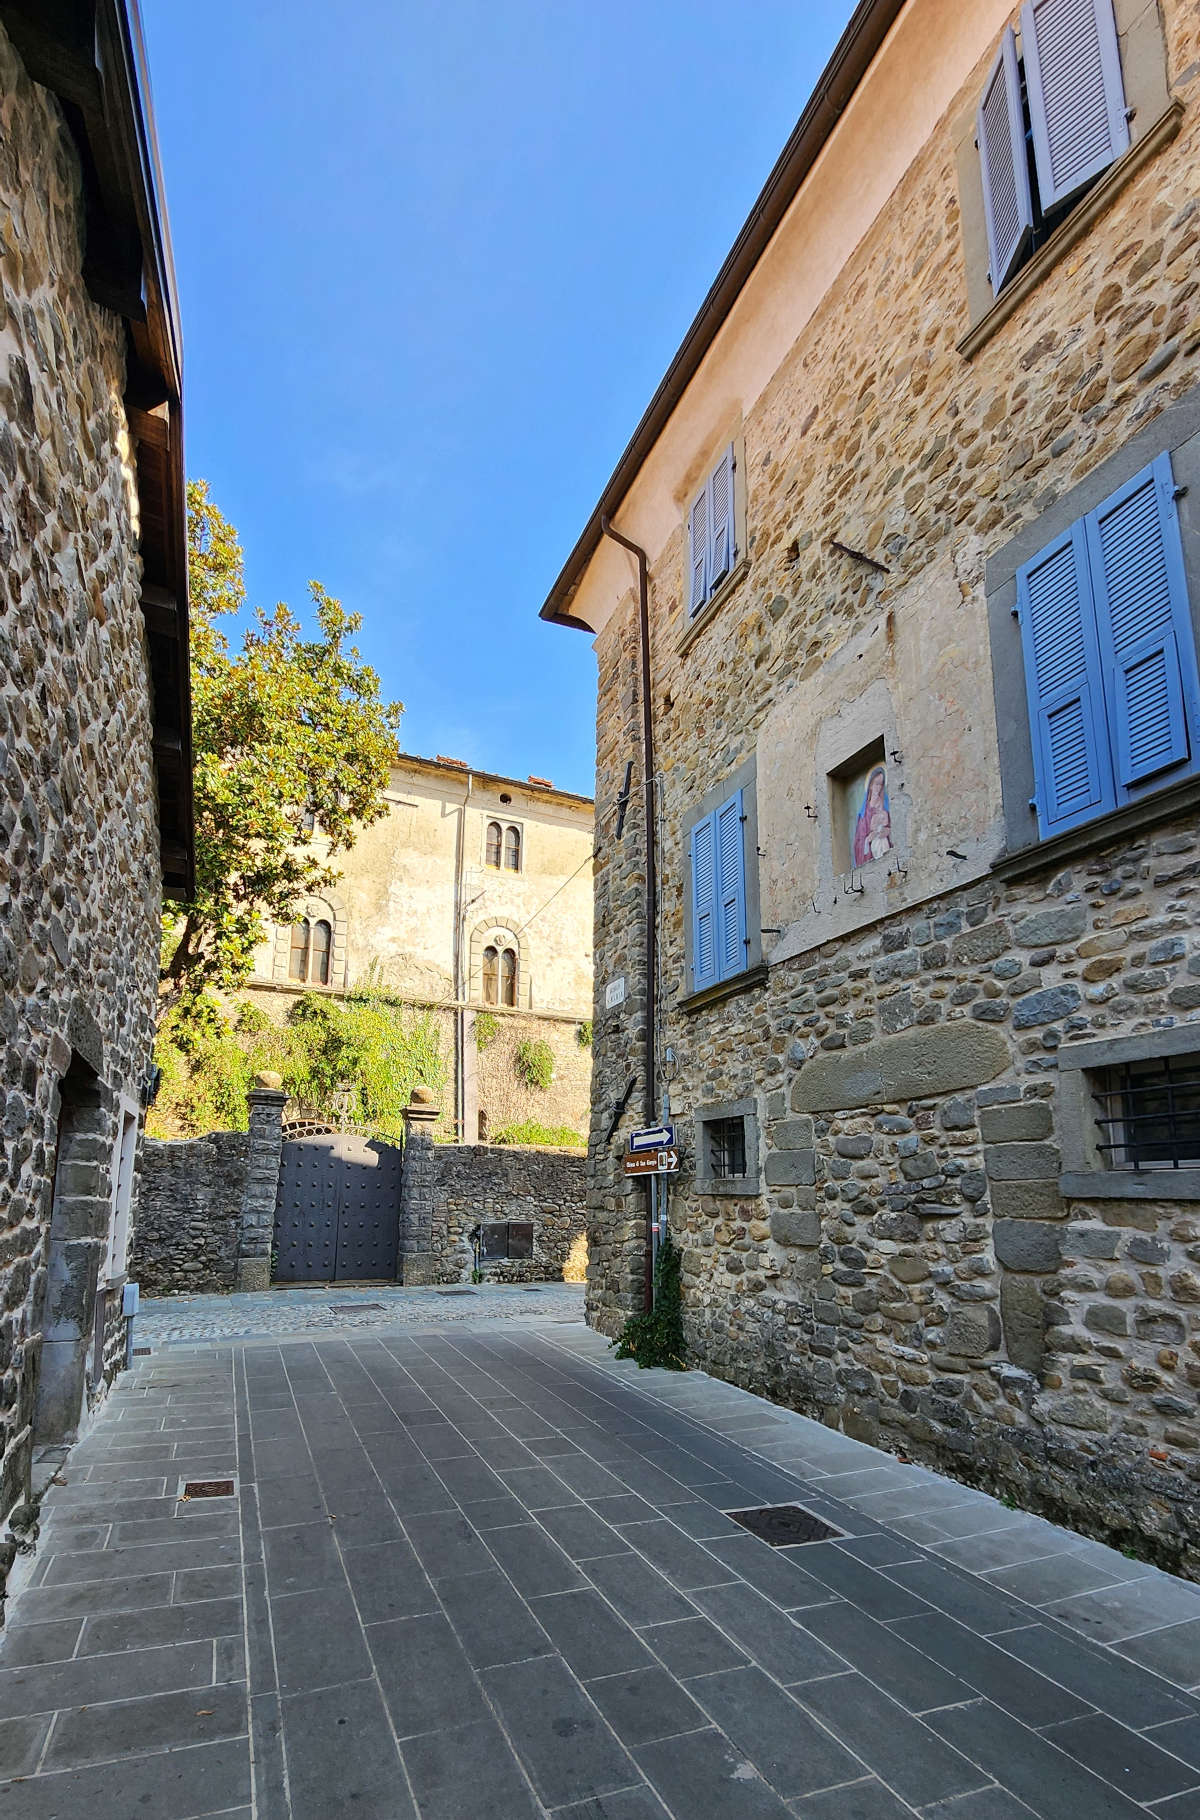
[485,821,502,867]
[311,919,332,986]
[289,922,310,981]
[482,945,499,1004]
[288,917,333,985]
[504,825,522,871]
[501,946,518,1007]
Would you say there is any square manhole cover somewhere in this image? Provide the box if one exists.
[727,1504,844,1546]
[437,1288,477,1297]
[329,1303,384,1313]
[180,1478,237,1501]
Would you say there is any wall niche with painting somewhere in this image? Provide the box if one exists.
[831,738,895,876]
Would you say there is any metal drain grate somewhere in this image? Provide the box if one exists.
[727,1504,844,1546]
[181,1479,236,1501]
[132,1347,152,1356]
[437,1288,477,1297]
[329,1303,384,1313]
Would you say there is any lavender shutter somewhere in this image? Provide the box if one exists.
[689,487,709,614]
[690,813,718,991]
[1017,521,1115,833]
[977,28,1033,294]
[1021,0,1129,210]
[708,446,735,589]
[715,791,746,981]
[1086,454,1198,790]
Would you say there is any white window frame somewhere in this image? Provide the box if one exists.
[106,1097,139,1284]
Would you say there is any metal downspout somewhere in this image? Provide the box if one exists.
[453,772,473,1140]
[601,516,657,1314]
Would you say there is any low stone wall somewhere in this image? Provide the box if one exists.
[132,1134,249,1295]
[432,1145,588,1284]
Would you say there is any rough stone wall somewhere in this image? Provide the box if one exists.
[132,1135,250,1296]
[473,1011,591,1142]
[0,27,160,1518]
[419,1145,588,1284]
[585,1,1200,1575]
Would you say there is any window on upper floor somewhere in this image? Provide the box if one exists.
[486,820,522,871]
[979,0,1129,298]
[1016,453,1200,839]
[689,789,749,992]
[289,917,333,985]
[688,444,737,617]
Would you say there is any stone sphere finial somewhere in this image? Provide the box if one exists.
[410,1084,434,1106]
[255,1070,284,1091]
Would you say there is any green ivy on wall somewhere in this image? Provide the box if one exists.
[514,1038,555,1092]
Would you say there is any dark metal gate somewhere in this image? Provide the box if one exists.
[273,1134,403,1282]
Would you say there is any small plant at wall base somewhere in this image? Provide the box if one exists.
[514,1038,555,1092]
[614,1231,686,1371]
[493,1120,585,1151]
[576,1020,593,1048]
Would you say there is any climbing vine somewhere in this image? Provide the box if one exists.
[474,1011,499,1052]
[514,1038,555,1092]
[613,1231,686,1371]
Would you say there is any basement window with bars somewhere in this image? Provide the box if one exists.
[707,1117,747,1181]
[1092,1053,1200,1172]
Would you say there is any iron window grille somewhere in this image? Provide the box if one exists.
[707,1116,747,1180]
[1092,1053,1200,1171]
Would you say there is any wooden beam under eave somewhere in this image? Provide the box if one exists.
[0,4,102,111]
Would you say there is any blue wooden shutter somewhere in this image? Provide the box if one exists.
[691,813,718,991]
[977,29,1034,294]
[1086,454,1198,791]
[715,791,747,981]
[688,488,708,614]
[708,446,735,589]
[1022,0,1129,210]
[1017,522,1115,833]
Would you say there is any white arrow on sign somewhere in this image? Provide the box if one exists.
[629,1124,675,1153]
[656,1147,679,1173]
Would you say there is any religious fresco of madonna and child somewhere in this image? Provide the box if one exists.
[850,762,893,867]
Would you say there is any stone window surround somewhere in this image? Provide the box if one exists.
[103,1094,139,1287]
[468,918,531,1010]
[693,1096,761,1198]
[1058,1022,1200,1200]
[484,816,525,873]
[986,384,1200,871]
[266,893,348,992]
[953,0,1176,358]
[678,752,763,1014]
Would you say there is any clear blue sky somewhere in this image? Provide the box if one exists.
[141,1,854,798]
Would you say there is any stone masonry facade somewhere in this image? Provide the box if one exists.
[0,24,165,1529]
[581,0,1200,1577]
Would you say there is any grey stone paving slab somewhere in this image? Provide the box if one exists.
[0,1619,82,1666]
[1040,1710,1200,1803]
[280,1681,416,1820]
[529,1588,656,1680]
[401,1715,542,1819]
[556,1789,673,1820]
[0,1637,215,1717]
[794,1674,988,1808]
[0,1736,252,1818]
[641,1614,751,1678]
[1114,1618,1200,1689]
[436,1566,552,1669]
[580,1549,701,1627]
[1041,1576,1200,1648]
[1149,1716,1200,1772]
[368,1609,489,1738]
[887,1611,1091,1728]
[691,1583,850,1685]
[634,1724,794,1818]
[0,1712,49,1777]
[587,1664,707,1747]
[791,1776,920,1819]
[995,1623,1197,1726]
[927,1698,1157,1818]
[481,1653,638,1807]
[42,1681,248,1771]
[686,1663,869,1800]
[271,1583,373,1692]
[796,1601,972,1714]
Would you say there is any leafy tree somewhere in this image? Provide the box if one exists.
[162,482,403,1003]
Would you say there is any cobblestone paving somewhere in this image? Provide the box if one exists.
[4,1321,1200,1818]
[136,1282,586,1345]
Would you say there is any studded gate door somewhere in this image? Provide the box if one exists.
[273,1134,403,1282]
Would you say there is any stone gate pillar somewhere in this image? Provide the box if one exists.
[399,1085,440,1285]
[235,1073,288,1293]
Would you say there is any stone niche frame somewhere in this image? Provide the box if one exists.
[987,385,1200,870]
[692,1097,761,1198]
[1057,1023,1200,1201]
[266,892,349,991]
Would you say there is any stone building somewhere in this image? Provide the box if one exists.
[245,752,595,1143]
[0,0,192,1529]
[544,0,1200,1572]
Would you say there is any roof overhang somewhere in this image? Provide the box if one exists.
[0,0,194,897]
[539,0,907,630]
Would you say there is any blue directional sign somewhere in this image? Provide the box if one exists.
[629,1124,675,1153]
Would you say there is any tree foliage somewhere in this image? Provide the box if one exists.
[163,482,403,1002]
[150,990,448,1142]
